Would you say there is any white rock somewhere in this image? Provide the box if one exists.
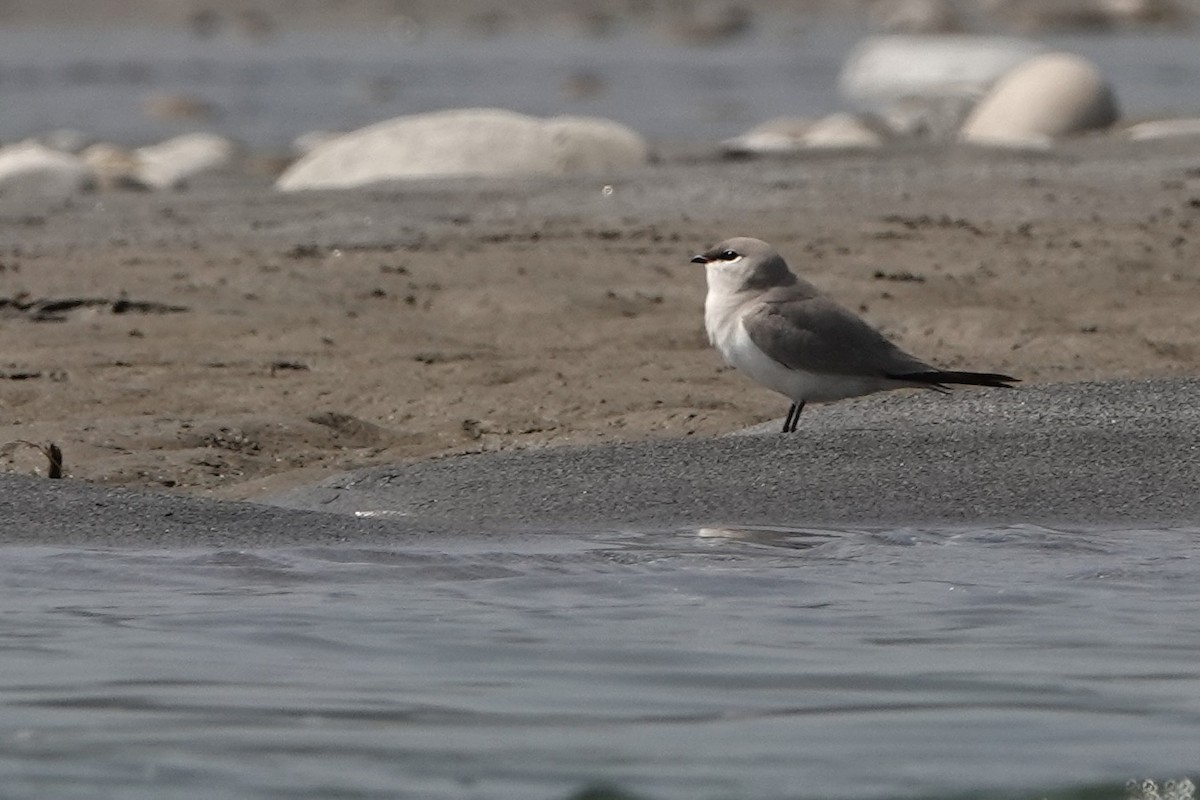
[542,116,649,172]
[1126,118,1200,140]
[276,109,649,191]
[839,35,1047,104]
[959,52,1118,147]
[801,113,889,149]
[0,141,95,197]
[292,130,343,156]
[964,130,1055,150]
[40,128,91,154]
[720,117,813,156]
[81,143,148,190]
[82,142,136,170]
[134,133,237,189]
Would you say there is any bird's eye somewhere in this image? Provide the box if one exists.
[719,250,739,260]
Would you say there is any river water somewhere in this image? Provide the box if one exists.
[4,524,1200,799]
[0,24,1199,148]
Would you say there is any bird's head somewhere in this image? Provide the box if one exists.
[690,237,795,294]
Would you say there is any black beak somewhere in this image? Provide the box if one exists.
[690,255,708,264]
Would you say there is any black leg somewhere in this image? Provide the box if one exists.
[782,401,806,434]
[788,401,804,432]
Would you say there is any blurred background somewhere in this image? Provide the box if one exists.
[0,0,1198,152]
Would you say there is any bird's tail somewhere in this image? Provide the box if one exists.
[889,370,1019,391]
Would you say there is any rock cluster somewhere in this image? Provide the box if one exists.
[727,37,1127,155]
[0,132,238,197]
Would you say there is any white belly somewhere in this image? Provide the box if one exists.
[707,307,890,404]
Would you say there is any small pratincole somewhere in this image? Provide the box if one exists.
[691,236,1018,433]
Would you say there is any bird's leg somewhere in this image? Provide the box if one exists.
[788,401,805,432]
[782,401,806,433]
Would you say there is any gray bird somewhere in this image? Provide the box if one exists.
[691,237,1017,433]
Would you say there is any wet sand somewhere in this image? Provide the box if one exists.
[2,139,1200,539]
[264,376,1200,529]
[5,374,1200,546]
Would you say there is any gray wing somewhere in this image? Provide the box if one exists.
[742,289,931,377]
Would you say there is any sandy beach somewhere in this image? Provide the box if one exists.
[2,137,1200,504]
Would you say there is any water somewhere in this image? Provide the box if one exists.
[0,24,864,148]
[4,525,1200,799]
[1,24,1199,148]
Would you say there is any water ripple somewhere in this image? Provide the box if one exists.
[1,525,1199,799]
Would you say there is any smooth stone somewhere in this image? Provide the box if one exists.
[1126,118,1200,141]
[801,112,889,149]
[134,133,237,189]
[39,128,91,154]
[80,143,149,191]
[0,141,95,197]
[276,108,649,191]
[720,117,813,157]
[542,116,650,172]
[839,34,1046,103]
[292,130,343,156]
[959,52,1118,147]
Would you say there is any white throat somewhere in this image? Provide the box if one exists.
[702,265,748,350]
